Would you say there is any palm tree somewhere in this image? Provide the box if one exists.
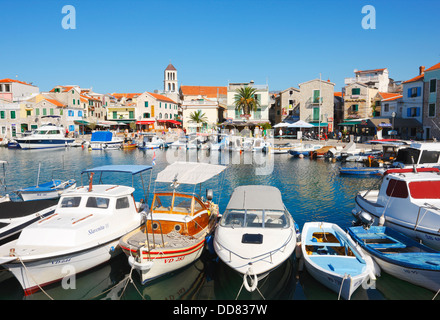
[189,110,208,132]
[233,86,260,119]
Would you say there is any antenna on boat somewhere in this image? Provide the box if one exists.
[170,174,180,189]
[411,156,418,173]
[88,172,94,192]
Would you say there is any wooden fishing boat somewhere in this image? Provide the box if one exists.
[348,226,440,292]
[301,222,376,300]
[120,162,226,284]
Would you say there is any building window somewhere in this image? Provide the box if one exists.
[352,88,361,95]
[430,79,437,93]
[144,101,148,108]
[407,107,420,117]
[113,111,117,119]
[409,87,420,98]
[143,113,150,118]
[429,103,436,117]
[4,84,10,92]
[43,108,47,116]
[10,111,16,119]
[36,109,40,116]
[384,104,389,112]
[159,113,162,119]
[129,111,134,119]
[0,84,3,92]
[50,109,54,115]
[26,110,32,117]
[0,111,4,119]
[313,90,320,103]
[351,104,359,112]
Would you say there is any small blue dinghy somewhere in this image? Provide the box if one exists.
[15,179,76,201]
[339,167,384,176]
[348,226,440,292]
[301,222,376,300]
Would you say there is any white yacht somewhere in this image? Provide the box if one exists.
[15,124,74,149]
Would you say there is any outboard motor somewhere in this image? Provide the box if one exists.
[352,209,374,229]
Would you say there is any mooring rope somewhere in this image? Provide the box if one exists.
[16,255,54,300]
[337,273,350,300]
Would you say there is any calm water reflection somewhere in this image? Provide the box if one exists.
[0,147,437,300]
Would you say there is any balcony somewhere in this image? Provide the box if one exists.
[345,75,379,85]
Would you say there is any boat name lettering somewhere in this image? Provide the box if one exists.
[164,256,185,264]
[52,257,71,265]
[88,225,106,235]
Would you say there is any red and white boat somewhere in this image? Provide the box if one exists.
[120,162,226,284]
[353,167,440,250]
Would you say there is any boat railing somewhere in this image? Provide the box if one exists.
[414,203,440,231]
[142,214,165,253]
[219,229,294,263]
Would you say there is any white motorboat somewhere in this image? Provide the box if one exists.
[15,123,74,149]
[137,133,168,150]
[225,136,243,152]
[89,131,123,150]
[243,137,269,152]
[301,222,376,300]
[289,144,323,157]
[120,162,226,284]
[0,164,152,295]
[210,134,229,151]
[352,167,440,250]
[393,142,440,168]
[214,185,299,292]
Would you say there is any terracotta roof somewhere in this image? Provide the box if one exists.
[50,86,75,93]
[180,85,227,98]
[111,93,141,100]
[425,62,440,72]
[356,68,387,73]
[165,63,176,71]
[334,92,343,97]
[148,92,176,103]
[44,98,65,107]
[378,92,402,101]
[0,78,36,86]
[402,74,424,84]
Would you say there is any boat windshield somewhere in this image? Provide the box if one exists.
[152,193,204,215]
[220,209,290,228]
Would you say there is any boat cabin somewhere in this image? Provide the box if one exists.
[379,168,440,202]
[394,142,440,168]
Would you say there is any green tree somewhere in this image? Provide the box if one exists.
[233,86,260,118]
[189,110,208,132]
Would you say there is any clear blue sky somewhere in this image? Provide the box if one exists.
[1,0,439,94]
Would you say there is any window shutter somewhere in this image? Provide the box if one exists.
[408,88,412,98]
[416,107,420,117]
[407,108,411,117]
[417,87,421,96]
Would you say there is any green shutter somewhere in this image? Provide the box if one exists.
[313,108,319,120]
[10,111,16,119]
[0,111,4,119]
[352,88,360,95]
[129,111,134,119]
[313,90,320,103]
[145,101,148,108]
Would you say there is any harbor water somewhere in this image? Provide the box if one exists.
[0,146,438,300]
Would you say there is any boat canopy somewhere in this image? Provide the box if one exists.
[226,185,285,211]
[91,131,113,142]
[81,165,153,175]
[155,162,226,185]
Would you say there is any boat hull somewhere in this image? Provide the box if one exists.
[301,222,374,300]
[354,195,440,251]
[16,139,74,150]
[16,181,76,201]
[123,238,206,284]
[4,240,121,295]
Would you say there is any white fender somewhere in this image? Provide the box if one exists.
[243,267,258,292]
